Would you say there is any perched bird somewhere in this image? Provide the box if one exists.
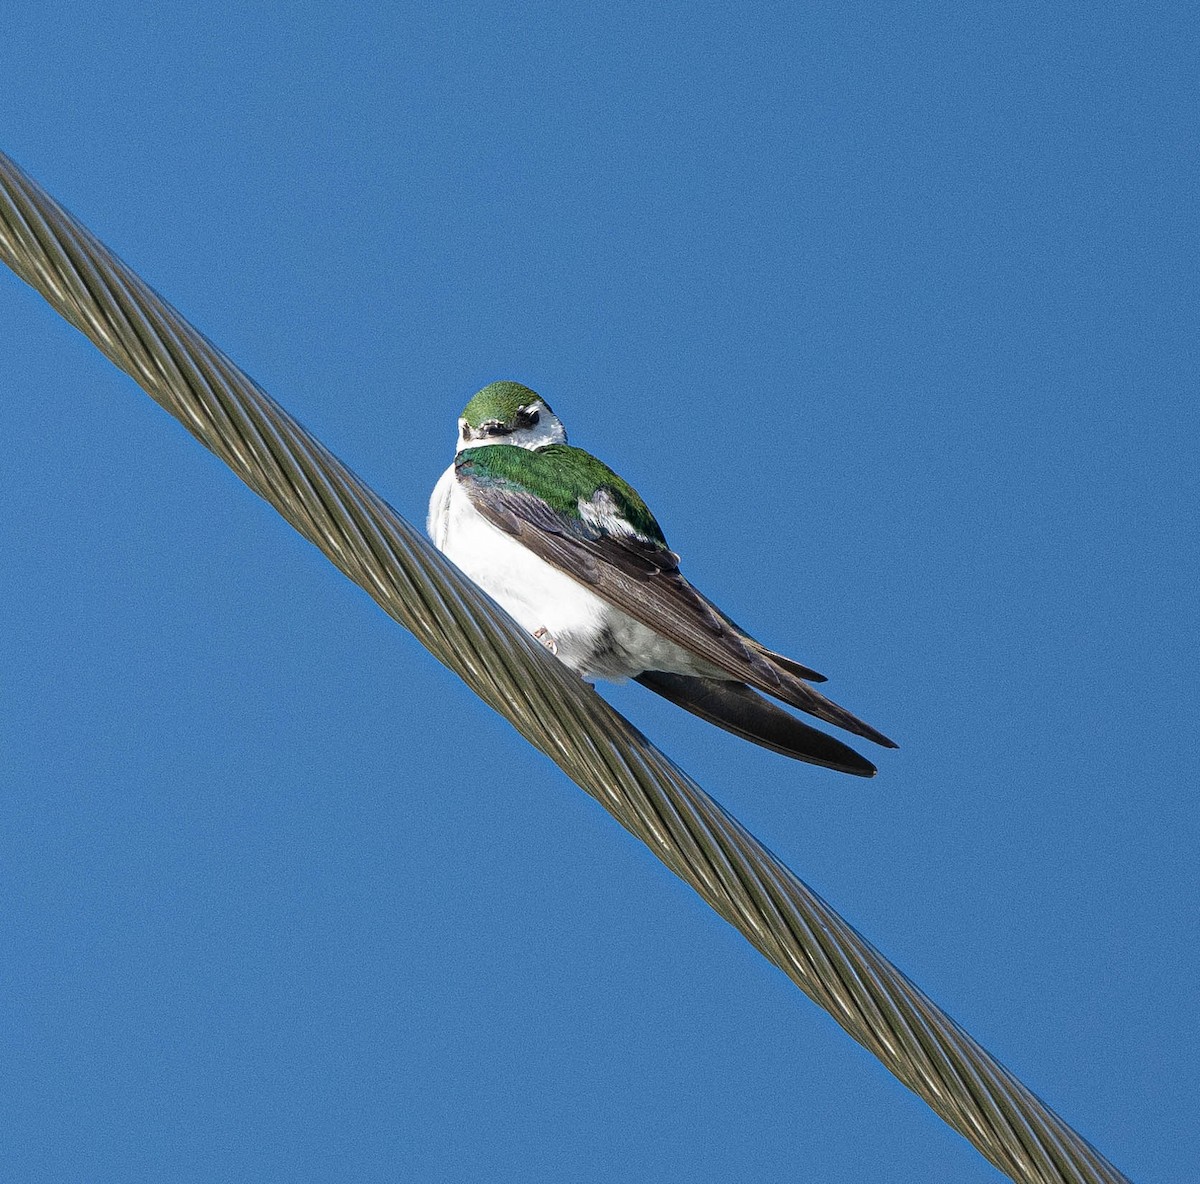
[428,381,895,776]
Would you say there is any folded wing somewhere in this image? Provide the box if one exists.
[458,445,895,750]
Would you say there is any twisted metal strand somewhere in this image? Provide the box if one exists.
[0,151,1128,1184]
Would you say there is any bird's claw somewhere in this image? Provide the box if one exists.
[533,626,559,655]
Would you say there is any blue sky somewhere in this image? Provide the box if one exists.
[2,4,1195,1181]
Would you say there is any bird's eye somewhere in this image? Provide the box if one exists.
[517,407,540,428]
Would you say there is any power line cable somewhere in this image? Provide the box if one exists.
[0,150,1129,1184]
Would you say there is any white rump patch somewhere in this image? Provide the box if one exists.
[579,488,646,540]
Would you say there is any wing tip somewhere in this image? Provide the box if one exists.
[755,658,898,751]
[759,647,828,683]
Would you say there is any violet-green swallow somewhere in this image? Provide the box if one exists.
[428,381,896,776]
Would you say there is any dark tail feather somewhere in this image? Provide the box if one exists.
[635,671,878,777]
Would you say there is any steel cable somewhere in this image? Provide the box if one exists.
[0,151,1129,1184]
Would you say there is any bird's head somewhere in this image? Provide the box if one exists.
[456,382,566,452]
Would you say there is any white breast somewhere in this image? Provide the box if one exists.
[429,465,613,672]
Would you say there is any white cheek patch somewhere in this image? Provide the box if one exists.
[515,405,568,449]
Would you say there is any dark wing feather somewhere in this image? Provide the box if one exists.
[636,672,877,776]
[460,471,895,750]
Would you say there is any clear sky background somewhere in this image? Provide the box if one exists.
[1,5,1196,1182]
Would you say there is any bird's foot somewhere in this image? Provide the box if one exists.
[533,626,559,656]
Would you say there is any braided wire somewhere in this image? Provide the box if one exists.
[0,151,1129,1184]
